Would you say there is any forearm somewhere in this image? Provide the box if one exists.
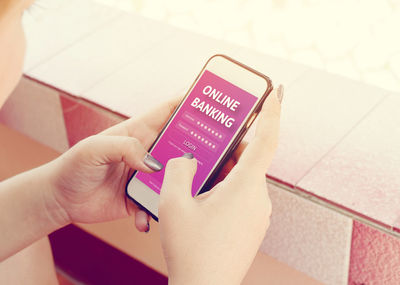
[0,163,68,261]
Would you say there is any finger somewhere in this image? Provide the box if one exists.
[135,210,150,232]
[230,86,282,178]
[125,199,150,232]
[159,155,197,208]
[77,135,163,172]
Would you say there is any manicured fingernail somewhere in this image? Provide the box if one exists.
[182,153,194,159]
[145,222,150,233]
[277,84,284,104]
[143,153,163,171]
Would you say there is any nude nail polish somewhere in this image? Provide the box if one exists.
[143,153,163,171]
[277,84,284,104]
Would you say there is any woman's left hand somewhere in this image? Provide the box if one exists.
[44,98,180,232]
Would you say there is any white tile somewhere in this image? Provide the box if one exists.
[83,30,239,117]
[267,69,386,186]
[23,0,121,71]
[227,46,310,87]
[298,95,400,228]
[261,183,352,285]
[0,78,69,152]
[29,13,174,95]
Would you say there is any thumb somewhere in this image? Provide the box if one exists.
[160,154,197,209]
[74,135,163,172]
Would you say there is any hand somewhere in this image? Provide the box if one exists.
[44,98,180,232]
[159,87,282,285]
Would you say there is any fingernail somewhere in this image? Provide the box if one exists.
[143,153,163,171]
[182,153,194,159]
[277,84,284,104]
[145,222,150,233]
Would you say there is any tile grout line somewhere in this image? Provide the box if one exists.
[266,178,400,239]
[26,4,123,73]
[293,91,391,187]
[79,29,177,96]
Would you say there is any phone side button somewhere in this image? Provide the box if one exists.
[246,113,257,129]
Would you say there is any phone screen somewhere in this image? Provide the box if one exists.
[135,70,258,196]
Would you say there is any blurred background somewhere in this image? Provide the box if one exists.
[30,0,400,92]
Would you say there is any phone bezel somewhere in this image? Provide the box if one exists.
[126,54,273,221]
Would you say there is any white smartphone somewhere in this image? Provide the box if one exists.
[126,54,273,221]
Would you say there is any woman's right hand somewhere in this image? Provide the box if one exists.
[159,87,282,285]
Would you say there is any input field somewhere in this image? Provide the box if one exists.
[182,111,225,142]
[174,120,218,153]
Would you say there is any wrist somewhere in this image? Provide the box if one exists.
[0,162,70,260]
[38,162,71,228]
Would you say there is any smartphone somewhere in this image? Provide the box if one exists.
[126,54,273,221]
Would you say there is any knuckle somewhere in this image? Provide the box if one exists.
[125,137,142,154]
[129,136,140,146]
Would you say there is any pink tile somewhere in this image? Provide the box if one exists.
[298,95,400,227]
[261,183,352,285]
[60,94,123,147]
[267,69,385,187]
[0,77,69,152]
[23,0,121,71]
[83,30,239,117]
[30,14,174,96]
[349,221,400,284]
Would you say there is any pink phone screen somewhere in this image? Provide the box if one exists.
[135,70,258,196]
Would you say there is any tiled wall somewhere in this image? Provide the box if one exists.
[349,221,400,284]
[2,0,399,283]
[262,184,352,284]
[298,95,400,228]
[89,0,400,93]
[0,78,69,153]
[3,75,400,284]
